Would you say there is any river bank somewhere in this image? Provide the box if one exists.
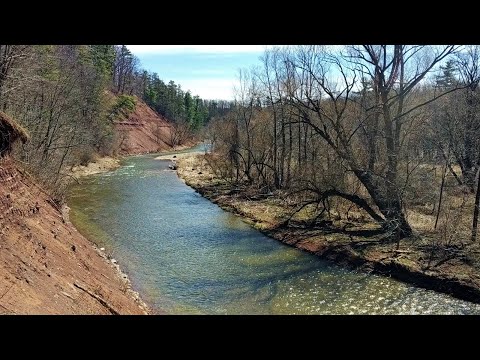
[177,154,480,305]
[0,156,149,314]
[70,156,121,178]
[64,144,199,314]
[70,143,199,178]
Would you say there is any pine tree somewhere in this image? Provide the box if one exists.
[436,59,458,89]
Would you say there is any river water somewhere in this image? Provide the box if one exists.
[67,146,480,314]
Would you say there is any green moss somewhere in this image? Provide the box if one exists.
[109,94,137,121]
[395,257,418,269]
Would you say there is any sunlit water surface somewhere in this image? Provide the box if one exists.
[67,145,480,314]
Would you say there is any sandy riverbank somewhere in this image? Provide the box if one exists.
[176,153,480,305]
[70,156,121,178]
[155,151,203,161]
[70,142,200,178]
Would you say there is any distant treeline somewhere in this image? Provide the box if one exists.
[111,45,233,130]
[0,44,231,200]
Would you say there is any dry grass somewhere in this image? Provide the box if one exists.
[176,153,480,303]
[69,155,121,178]
[0,111,30,144]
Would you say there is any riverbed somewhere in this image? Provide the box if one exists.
[67,147,480,314]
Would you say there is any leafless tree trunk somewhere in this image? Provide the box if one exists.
[435,152,449,229]
[472,166,480,241]
[282,45,459,237]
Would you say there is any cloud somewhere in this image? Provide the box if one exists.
[127,45,267,55]
[179,78,238,100]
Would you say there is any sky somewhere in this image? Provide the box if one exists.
[126,45,268,100]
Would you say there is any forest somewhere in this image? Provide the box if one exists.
[3,44,480,247]
[3,44,480,314]
[202,45,480,251]
[0,45,230,200]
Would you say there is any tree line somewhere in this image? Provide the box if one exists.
[205,45,480,244]
[109,45,232,130]
[0,44,225,201]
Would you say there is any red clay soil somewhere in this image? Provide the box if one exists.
[115,98,174,155]
[0,157,148,314]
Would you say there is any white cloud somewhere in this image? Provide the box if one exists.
[127,45,267,55]
[179,78,239,100]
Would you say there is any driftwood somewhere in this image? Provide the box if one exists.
[168,161,177,170]
[73,282,119,315]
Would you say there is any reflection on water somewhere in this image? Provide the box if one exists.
[67,147,480,314]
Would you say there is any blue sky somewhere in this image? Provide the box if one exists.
[127,45,268,100]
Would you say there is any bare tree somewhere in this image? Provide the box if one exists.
[113,45,139,94]
[0,45,30,110]
[452,46,480,191]
[280,45,459,237]
[472,167,480,241]
[168,119,190,148]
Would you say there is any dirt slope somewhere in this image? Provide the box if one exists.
[0,96,177,314]
[0,157,148,314]
[115,97,174,155]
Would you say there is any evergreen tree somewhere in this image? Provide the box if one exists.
[436,59,458,89]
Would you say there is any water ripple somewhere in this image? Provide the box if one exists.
[67,152,480,315]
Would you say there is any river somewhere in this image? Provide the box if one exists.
[67,146,480,314]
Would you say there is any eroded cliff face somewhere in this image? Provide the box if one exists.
[0,96,182,314]
[115,97,174,155]
[0,157,147,314]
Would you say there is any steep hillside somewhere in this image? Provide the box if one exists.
[0,156,148,314]
[114,96,174,155]
[0,96,181,314]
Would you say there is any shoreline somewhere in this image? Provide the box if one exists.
[0,156,148,314]
[67,155,151,313]
[154,151,203,161]
[177,153,480,306]
[70,143,201,179]
[70,156,121,178]
[65,144,199,314]
[61,203,151,314]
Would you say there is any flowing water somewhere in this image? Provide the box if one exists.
[67,145,480,314]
